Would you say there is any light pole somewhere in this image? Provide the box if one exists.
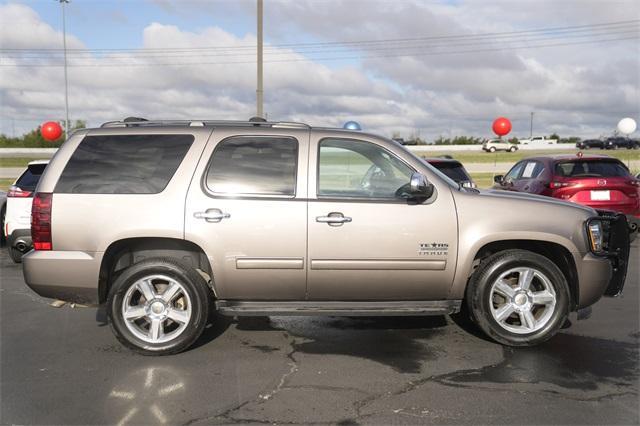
[256,0,264,119]
[60,0,70,136]
[529,111,534,139]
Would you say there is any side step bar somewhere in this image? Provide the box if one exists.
[216,300,462,317]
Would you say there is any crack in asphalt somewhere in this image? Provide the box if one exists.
[183,323,639,425]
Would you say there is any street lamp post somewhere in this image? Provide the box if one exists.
[256,0,263,119]
[60,0,70,136]
[529,111,534,139]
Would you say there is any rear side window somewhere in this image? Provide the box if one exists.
[521,161,545,179]
[206,136,298,196]
[555,160,630,178]
[55,134,194,194]
[16,163,47,191]
[430,162,470,183]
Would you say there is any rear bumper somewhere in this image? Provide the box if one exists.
[22,250,102,304]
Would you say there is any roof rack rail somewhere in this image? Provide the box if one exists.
[100,118,310,129]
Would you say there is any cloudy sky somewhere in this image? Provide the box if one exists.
[0,0,638,140]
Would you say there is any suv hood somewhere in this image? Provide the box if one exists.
[476,188,596,215]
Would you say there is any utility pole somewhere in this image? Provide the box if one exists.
[60,0,70,136]
[529,111,534,138]
[256,0,264,118]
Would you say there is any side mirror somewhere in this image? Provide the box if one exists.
[493,174,504,184]
[409,172,435,199]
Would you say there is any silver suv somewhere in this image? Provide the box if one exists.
[23,118,630,355]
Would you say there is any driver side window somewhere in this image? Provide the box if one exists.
[504,161,525,183]
[318,138,413,199]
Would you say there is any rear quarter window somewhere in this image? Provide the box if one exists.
[55,134,194,194]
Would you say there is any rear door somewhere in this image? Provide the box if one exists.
[185,129,309,300]
[513,160,546,193]
[306,136,458,300]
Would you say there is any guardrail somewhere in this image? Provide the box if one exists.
[0,148,58,157]
[406,144,577,152]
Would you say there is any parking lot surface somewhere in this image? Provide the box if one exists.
[1,245,638,425]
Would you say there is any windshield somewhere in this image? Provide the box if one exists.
[554,160,630,178]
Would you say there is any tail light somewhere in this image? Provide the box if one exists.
[7,185,33,198]
[549,181,577,189]
[31,192,52,250]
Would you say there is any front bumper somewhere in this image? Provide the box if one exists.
[22,250,103,304]
[599,213,631,297]
[577,213,630,308]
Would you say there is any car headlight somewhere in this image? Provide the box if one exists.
[587,220,604,253]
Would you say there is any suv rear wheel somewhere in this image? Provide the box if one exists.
[107,258,211,355]
[466,249,569,346]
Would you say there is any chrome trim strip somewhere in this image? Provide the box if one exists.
[236,257,304,269]
[310,259,446,270]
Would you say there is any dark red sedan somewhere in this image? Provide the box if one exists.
[494,154,640,222]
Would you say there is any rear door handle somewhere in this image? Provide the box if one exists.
[316,212,352,226]
[194,208,230,223]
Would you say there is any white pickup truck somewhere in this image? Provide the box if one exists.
[519,136,558,145]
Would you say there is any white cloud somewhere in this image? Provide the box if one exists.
[0,1,638,140]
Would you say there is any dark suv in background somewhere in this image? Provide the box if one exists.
[606,136,640,150]
[423,157,476,188]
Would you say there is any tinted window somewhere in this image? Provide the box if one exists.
[206,136,297,196]
[429,161,471,183]
[16,163,47,191]
[555,160,630,178]
[56,134,194,194]
[318,139,413,199]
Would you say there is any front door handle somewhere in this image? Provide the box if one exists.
[194,208,230,223]
[316,212,352,227]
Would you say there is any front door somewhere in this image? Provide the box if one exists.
[185,131,309,300]
[307,137,458,300]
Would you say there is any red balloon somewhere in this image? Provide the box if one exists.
[41,121,63,141]
[492,117,512,137]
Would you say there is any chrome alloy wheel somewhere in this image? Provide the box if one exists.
[489,267,557,334]
[121,275,192,344]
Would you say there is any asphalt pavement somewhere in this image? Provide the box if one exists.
[1,245,638,425]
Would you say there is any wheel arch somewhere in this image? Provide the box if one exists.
[98,237,215,304]
[456,239,580,310]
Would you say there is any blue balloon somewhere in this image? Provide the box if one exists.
[343,121,362,130]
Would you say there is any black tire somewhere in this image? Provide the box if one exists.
[489,147,496,153]
[509,146,517,152]
[8,246,23,263]
[465,249,570,347]
[107,257,212,355]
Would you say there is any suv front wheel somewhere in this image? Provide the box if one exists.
[466,249,569,346]
[107,258,211,355]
